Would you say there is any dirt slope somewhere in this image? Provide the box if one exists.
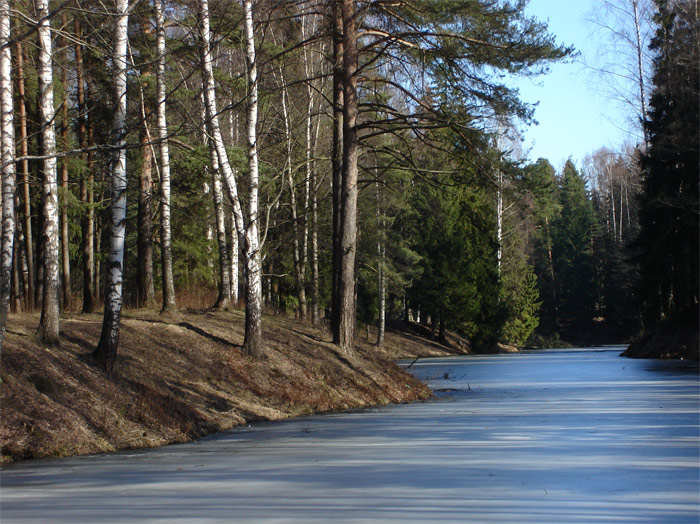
[1,310,458,464]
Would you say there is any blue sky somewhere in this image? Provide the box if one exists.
[510,0,639,171]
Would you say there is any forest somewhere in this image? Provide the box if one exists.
[0,0,697,365]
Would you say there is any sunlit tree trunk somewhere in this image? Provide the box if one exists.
[632,0,649,148]
[337,0,359,352]
[0,0,15,345]
[210,148,231,310]
[229,211,238,304]
[95,0,130,370]
[242,0,263,356]
[36,0,60,345]
[136,13,155,308]
[155,0,176,314]
[199,0,262,356]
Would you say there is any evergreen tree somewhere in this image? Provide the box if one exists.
[524,158,560,332]
[636,0,699,326]
[553,160,599,329]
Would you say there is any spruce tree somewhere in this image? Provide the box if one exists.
[636,0,699,326]
[553,160,598,330]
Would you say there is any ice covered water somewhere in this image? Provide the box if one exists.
[2,347,698,523]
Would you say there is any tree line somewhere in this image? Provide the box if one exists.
[0,0,696,368]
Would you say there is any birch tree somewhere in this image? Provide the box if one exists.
[198,0,263,356]
[241,0,263,356]
[95,0,130,369]
[0,0,14,345]
[36,0,60,345]
[587,0,654,147]
[155,0,176,314]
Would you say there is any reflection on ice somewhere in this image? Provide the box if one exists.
[1,348,698,523]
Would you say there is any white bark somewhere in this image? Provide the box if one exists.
[496,170,503,276]
[632,0,649,148]
[96,0,130,368]
[199,0,262,355]
[376,182,385,347]
[229,212,238,304]
[155,0,176,313]
[0,0,15,345]
[242,0,263,356]
[36,0,60,345]
[276,62,307,320]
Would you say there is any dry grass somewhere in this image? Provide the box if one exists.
[1,309,460,464]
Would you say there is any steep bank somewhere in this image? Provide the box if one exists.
[622,307,699,360]
[1,310,459,464]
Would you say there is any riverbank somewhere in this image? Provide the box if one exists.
[622,307,699,360]
[1,310,463,464]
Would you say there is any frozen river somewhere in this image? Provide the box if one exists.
[1,347,698,523]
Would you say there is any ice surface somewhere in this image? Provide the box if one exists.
[1,347,698,523]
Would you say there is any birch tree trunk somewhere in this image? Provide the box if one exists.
[376,183,385,347]
[210,149,231,310]
[198,0,262,356]
[155,0,176,313]
[16,40,33,309]
[337,0,359,352]
[496,170,503,276]
[0,0,15,345]
[277,68,307,321]
[95,0,130,370]
[632,0,650,148]
[242,0,263,356]
[229,208,239,304]
[36,0,60,345]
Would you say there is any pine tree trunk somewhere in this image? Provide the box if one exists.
[337,0,359,353]
[16,40,33,310]
[0,0,15,344]
[137,15,155,308]
[330,1,343,341]
[155,0,175,314]
[95,0,130,370]
[76,17,95,314]
[59,15,71,310]
[36,0,60,345]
